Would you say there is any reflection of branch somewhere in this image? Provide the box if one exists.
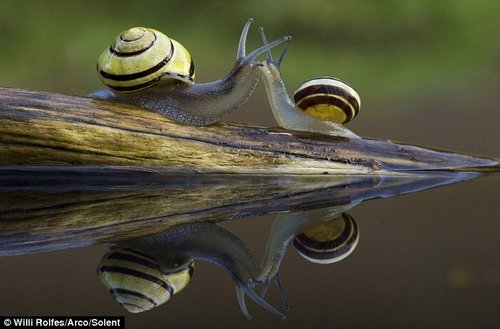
[0,171,481,257]
[0,87,496,173]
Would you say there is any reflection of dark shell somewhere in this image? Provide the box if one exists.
[293,213,359,264]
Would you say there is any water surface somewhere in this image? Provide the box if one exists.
[0,170,498,329]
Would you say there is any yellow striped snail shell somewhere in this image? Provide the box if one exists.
[97,248,194,313]
[97,27,195,93]
[293,213,359,264]
[293,77,361,125]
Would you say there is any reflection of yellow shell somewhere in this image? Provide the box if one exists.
[160,259,194,294]
[97,27,195,93]
[293,213,359,264]
[293,77,361,124]
[97,248,194,313]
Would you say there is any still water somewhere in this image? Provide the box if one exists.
[0,169,498,329]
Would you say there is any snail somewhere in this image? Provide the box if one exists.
[293,213,359,264]
[98,248,194,313]
[89,19,289,126]
[258,206,359,308]
[257,27,361,139]
[98,221,284,319]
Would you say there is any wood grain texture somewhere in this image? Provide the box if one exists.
[0,87,496,173]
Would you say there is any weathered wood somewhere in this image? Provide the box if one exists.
[0,87,496,173]
[0,169,479,256]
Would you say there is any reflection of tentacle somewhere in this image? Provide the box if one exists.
[274,275,289,311]
[237,282,285,319]
[105,221,283,319]
[260,274,289,311]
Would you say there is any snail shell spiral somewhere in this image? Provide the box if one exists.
[97,248,194,313]
[293,77,361,125]
[97,27,195,93]
[293,213,359,264]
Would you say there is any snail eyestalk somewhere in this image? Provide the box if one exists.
[236,18,253,59]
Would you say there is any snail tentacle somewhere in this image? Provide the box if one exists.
[258,27,289,69]
[236,18,253,60]
[243,35,290,65]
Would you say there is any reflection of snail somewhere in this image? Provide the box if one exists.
[258,207,359,308]
[293,213,359,264]
[98,248,194,313]
[90,19,289,126]
[258,27,361,139]
[97,222,284,319]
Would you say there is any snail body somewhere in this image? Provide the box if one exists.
[258,28,361,139]
[90,19,288,126]
[99,221,284,319]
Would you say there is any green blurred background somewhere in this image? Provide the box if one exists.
[0,2,499,328]
[0,0,499,157]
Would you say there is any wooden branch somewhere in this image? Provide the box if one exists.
[0,87,496,173]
